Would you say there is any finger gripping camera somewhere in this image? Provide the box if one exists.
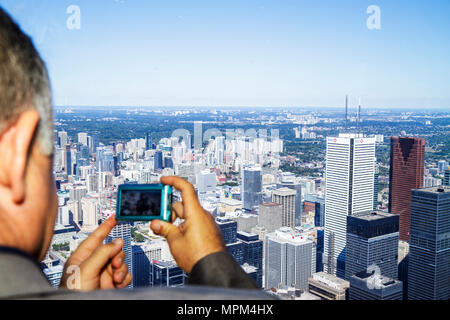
[116,184,173,222]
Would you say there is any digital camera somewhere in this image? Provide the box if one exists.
[116,184,173,222]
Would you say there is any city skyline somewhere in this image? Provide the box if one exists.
[44,106,449,300]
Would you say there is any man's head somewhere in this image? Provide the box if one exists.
[0,7,57,261]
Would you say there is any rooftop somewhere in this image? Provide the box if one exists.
[273,188,297,195]
[414,186,450,194]
[352,271,402,289]
[354,211,399,222]
[260,202,282,207]
[310,272,350,290]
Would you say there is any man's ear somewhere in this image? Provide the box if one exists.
[7,110,41,204]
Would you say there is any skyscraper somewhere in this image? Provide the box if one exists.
[65,145,72,176]
[345,212,399,281]
[373,166,379,211]
[314,196,325,228]
[277,172,302,226]
[389,136,425,241]
[324,134,376,278]
[216,217,244,264]
[145,132,152,151]
[215,136,225,165]
[58,131,68,148]
[265,227,316,291]
[408,186,450,300]
[106,221,133,288]
[197,170,217,197]
[272,188,297,229]
[154,151,163,170]
[444,168,449,186]
[438,160,448,175]
[242,166,262,212]
[78,132,88,146]
[237,231,263,288]
[132,242,163,287]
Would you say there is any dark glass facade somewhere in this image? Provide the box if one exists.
[314,197,325,228]
[389,136,425,241]
[132,246,150,287]
[237,232,263,288]
[408,187,450,300]
[316,229,324,272]
[242,168,262,212]
[150,261,186,287]
[154,151,163,170]
[347,214,399,238]
[216,217,237,245]
[146,132,152,151]
[345,212,399,281]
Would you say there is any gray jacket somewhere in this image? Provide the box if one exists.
[0,248,272,300]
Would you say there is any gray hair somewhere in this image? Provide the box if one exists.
[0,7,53,156]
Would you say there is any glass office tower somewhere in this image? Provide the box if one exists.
[408,186,450,300]
[389,136,425,241]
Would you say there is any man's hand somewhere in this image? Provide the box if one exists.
[60,216,132,291]
[150,176,226,274]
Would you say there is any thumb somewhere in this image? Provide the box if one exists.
[150,220,180,244]
[81,239,124,278]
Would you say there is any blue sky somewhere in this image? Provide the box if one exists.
[1,0,449,109]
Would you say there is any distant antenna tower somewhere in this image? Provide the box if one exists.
[345,95,348,132]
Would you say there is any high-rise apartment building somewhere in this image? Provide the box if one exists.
[389,136,425,241]
[345,212,399,281]
[408,186,450,300]
[272,188,297,229]
[242,166,262,212]
[324,134,376,278]
[277,172,302,226]
[78,132,88,146]
[265,227,316,291]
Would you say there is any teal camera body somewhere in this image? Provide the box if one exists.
[116,184,173,222]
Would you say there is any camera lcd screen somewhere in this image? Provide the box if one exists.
[120,189,161,217]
